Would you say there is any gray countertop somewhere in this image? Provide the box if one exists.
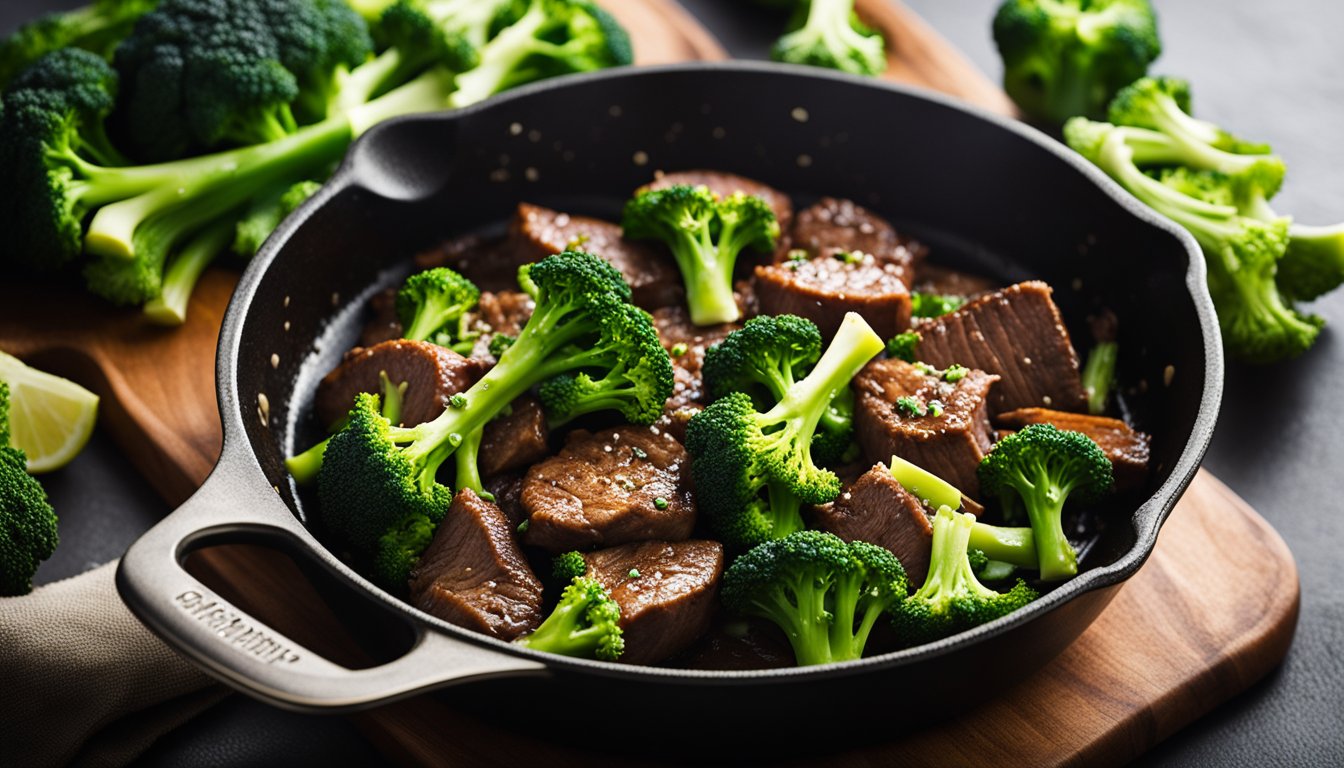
[9,0,1344,765]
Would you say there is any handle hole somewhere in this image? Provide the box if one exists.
[183,539,416,670]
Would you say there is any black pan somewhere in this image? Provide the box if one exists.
[116,63,1223,731]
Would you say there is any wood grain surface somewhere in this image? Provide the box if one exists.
[0,2,1298,766]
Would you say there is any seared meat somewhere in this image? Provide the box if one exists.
[754,252,912,339]
[483,471,527,530]
[507,203,682,309]
[479,395,550,479]
[582,540,724,665]
[807,463,934,584]
[359,288,401,348]
[853,359,998,498]
[995,408,1151,491]
[641,170,794,262]
[521,426,695,553]
[315,340,485,429]
[791,197,924,283]
[409,489,543,641]
[416,232,518,293]
[913,262,998,300]
[651,306,739,442]
[468,290,535,364]
[915,281,1088,414]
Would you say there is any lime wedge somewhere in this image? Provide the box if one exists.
[0,351,99,473]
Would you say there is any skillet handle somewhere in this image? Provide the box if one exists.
[116,465,549,713]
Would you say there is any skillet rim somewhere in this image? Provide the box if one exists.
[220,61,1225,683]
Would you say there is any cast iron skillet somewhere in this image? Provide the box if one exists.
[117,63,1223,726]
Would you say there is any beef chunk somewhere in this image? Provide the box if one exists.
[582,540,724,665]
[359,288,401,348]
[641,170,794,261]
[521,426,695,553]
[791,197,924,283]
[416,232,518,293]
[479,395,550,479]
[483,471,528,530]
[915,281,1087,414]
[913,262,998,299]
[807,464,935,584]
[754,252,912,339]
[995,408,1151,491]
[853,359,998,498]
[315,340,485,429]
[506,203,682,309]
[468,290,535,364]
[651,306,739,442]
[409,489,543,641]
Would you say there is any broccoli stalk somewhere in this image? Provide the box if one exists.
[722,530,909,666]
[0,383,60,596]
[622,185,779,325]
[395,266,482,349]
[891,506,1038,645]
[967,521,1038,569]
[142,218,235,325]
[686,312,884,548]
[769,0,886,77]
[286,372,405,486]
[976,423,1114,580]
[1107,76,1271,156]
[1081,341,1117,415]
[514,576,624,661]
[888,454,963,511]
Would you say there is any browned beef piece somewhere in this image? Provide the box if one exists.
[807,464,935,584]
[582,540,724,665]
[506,203,682,309]
[521,426,695,553]
[651,306,739,442]
[915,281,1088,414]
[675,617,795,671]
[642,170,793,247]
[913,262,998,299]
[315,340,485,429]
[791,197,924,283]
[995,408,1151,491]
[359,288,401,348]
[415,232,518,293]
[483,471,527,530]
[853,359,998,498]
[479,395,550,479]
[468,290,535,364]
[409,489,543,641]
[754,253,912,339]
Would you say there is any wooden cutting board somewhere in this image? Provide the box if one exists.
[0,2,1298,766]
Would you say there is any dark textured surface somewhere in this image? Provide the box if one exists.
[6,0,1341,765]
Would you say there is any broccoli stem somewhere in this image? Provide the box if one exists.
[143,217,235,325]
[889,454,962,510]
[1014,466,1077,581]
[967,523,1038,569]
[448,1,548,108]
[766,572,835,666]
[765,313,885,449]
[452,427,487,498]
[915,506,999,601]
[1081,341,1118,415]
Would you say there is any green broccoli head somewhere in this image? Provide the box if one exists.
[770,0,886,77]
[885,330,921,363]
[622,184,778,325]
[395,266,482,344]
[514,576,624,661]
[0,384,60,597]
[891,506,1037,646]
[721,530,908,666]
[551,550,587,582]
[1276,223,1344,303]
[0,0,160,89]
[375,0,487,77]
[687,312,884,548]
[1108,76,1271,155]
[977,424,1113,580]
[909,292,966,318]
[993,0,1160,124]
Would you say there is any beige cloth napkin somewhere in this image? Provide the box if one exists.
[0,561,225,768]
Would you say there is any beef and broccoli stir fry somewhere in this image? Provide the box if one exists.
[289,170,1151,668]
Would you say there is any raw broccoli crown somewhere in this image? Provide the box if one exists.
[318,391,450,588]
[0,0,160,88]
[702,314,822,403]
[890,507,1037,646]
[721,530,908,665]
[0,48,121,272]
[376,0,481,74]
[516,576,624,661]
[551,550,587,581]
[770,0,886,77]
[993,0,1160,122]
[112,0,374,159]
[1107,76,1271,156]
[535,301,675,426]
[395,266,482,343]
[977,423,1114,506]
[0,398,60,596]
[1277,224,1344,303]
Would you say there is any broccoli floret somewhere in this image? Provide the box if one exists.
[447,0,632,109]
[0,383,60,596]
[992,0,1160,124]
[1065,118,1322,363]
[0,0,160,89]
[395,266,482,349]
[977,424,1113,580]
[1081,340,1117,415]
[769,0,885,77]
[286,371,404,486]
[909,292,965,318]
[721,530,908,666]
[231,178,323,258]
[886,330,921,362]
[702,314,855,466]
[319,251,665,584]
[514,576,624,661]
[1108,76,1271,156]
[551,550,587,582]
[622,185,779,325]
[112,0,374,160]
[891,506,1037,645]
[686,312,884,548]
[1274,223,1344,302]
